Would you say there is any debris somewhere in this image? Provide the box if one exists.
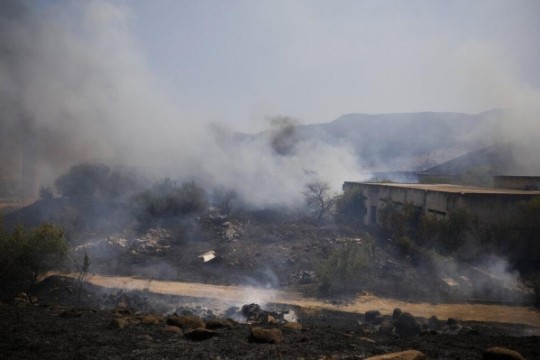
[198,250,217,263]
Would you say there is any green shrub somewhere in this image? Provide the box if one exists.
[379,200,421,239]
[0,221,67,297]
[334,187,366,227]
[132,179,207,229]
[316,241,372,295]
[437,209,470,253]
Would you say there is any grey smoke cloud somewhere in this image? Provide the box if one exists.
[0,0,363,206]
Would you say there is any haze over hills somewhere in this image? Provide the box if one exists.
[238,109,506,174]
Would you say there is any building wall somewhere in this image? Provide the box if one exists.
[343,181,540,260]
[345,182,538,226]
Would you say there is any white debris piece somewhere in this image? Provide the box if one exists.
[199,250,217,263]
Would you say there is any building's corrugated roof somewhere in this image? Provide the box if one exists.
[345,181,540,195]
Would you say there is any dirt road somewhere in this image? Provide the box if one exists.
[59,272,540,329]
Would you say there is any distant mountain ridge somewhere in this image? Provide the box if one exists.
[238,110,506,172]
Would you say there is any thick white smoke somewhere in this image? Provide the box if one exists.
[0,0,363,206]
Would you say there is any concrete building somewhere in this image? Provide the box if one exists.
[343,181,540,260]
[343,181,540,226]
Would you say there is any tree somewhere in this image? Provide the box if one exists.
[55,163,139,202]
[303,180,336,223]
[55,163,111,200]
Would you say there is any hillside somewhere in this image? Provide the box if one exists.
[238,110,505,172]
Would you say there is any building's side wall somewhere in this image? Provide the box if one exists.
[343,182,540,260]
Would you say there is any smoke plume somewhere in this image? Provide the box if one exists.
[0,0,364,206]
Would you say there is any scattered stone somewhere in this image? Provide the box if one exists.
[14,292,30,306]
[483,347,525,360]
[363,349,426,360]
[394,312,420,338]
[365,310,381,322]
[206,319,235,329]
[184,328,219,341]
[166,315,205,330]
[379,319,394,335]
[428,315,439,331]
[163,325,183,334]
[137,334,154,342]
[107,317,129,330]
[141,315,160,325]
[392,308,402,320]
[441,323,463,335]
[250,327,284,343]
[359,336,376,343]
[283,321,303,331]
[447,317,458,325]
[267,315,279,325]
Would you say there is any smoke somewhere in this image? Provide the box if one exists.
[0,0,364,206]
[2,0,539,208]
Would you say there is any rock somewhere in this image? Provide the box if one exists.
[166,315,205,330]
[392,308,402,320]
[379,319,394,335]
[206,319,235,329]
[364,310,381,322]
[267,315,279,325]
[14,292,30,305]
[241,303,261,319]
[441,324,462,335]
[483,347,525,360]
[363,349,426,360]
[163,325,183,334]
[394,313,420,338]
[283,321,303,331]
[141,315,160,325]
[184,328,219,341]
[250,327,284,343]
[428,315,439,331]
[107,317,129,330]
[447,317,458,325]
[137,334,154,342]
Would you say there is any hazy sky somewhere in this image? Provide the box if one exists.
[124,0,540,132]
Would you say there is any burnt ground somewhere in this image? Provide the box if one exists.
[2,204,539,359]
[0,276,538,360]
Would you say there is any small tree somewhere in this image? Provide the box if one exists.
[316,241,372,294]
[303,180,336,223]
[212,187,238,218]
[0,221,67,297]
[22,223,67,282]
[75,252,90,303]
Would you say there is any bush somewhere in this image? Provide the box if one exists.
[39,186,54,200]
[55,163,139,202]
[316,241,372,295]
[379,200,421,239]
[334,187,366,227]
[0,221,67,297]
[132,179,207,229]
[437,209,470,253]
